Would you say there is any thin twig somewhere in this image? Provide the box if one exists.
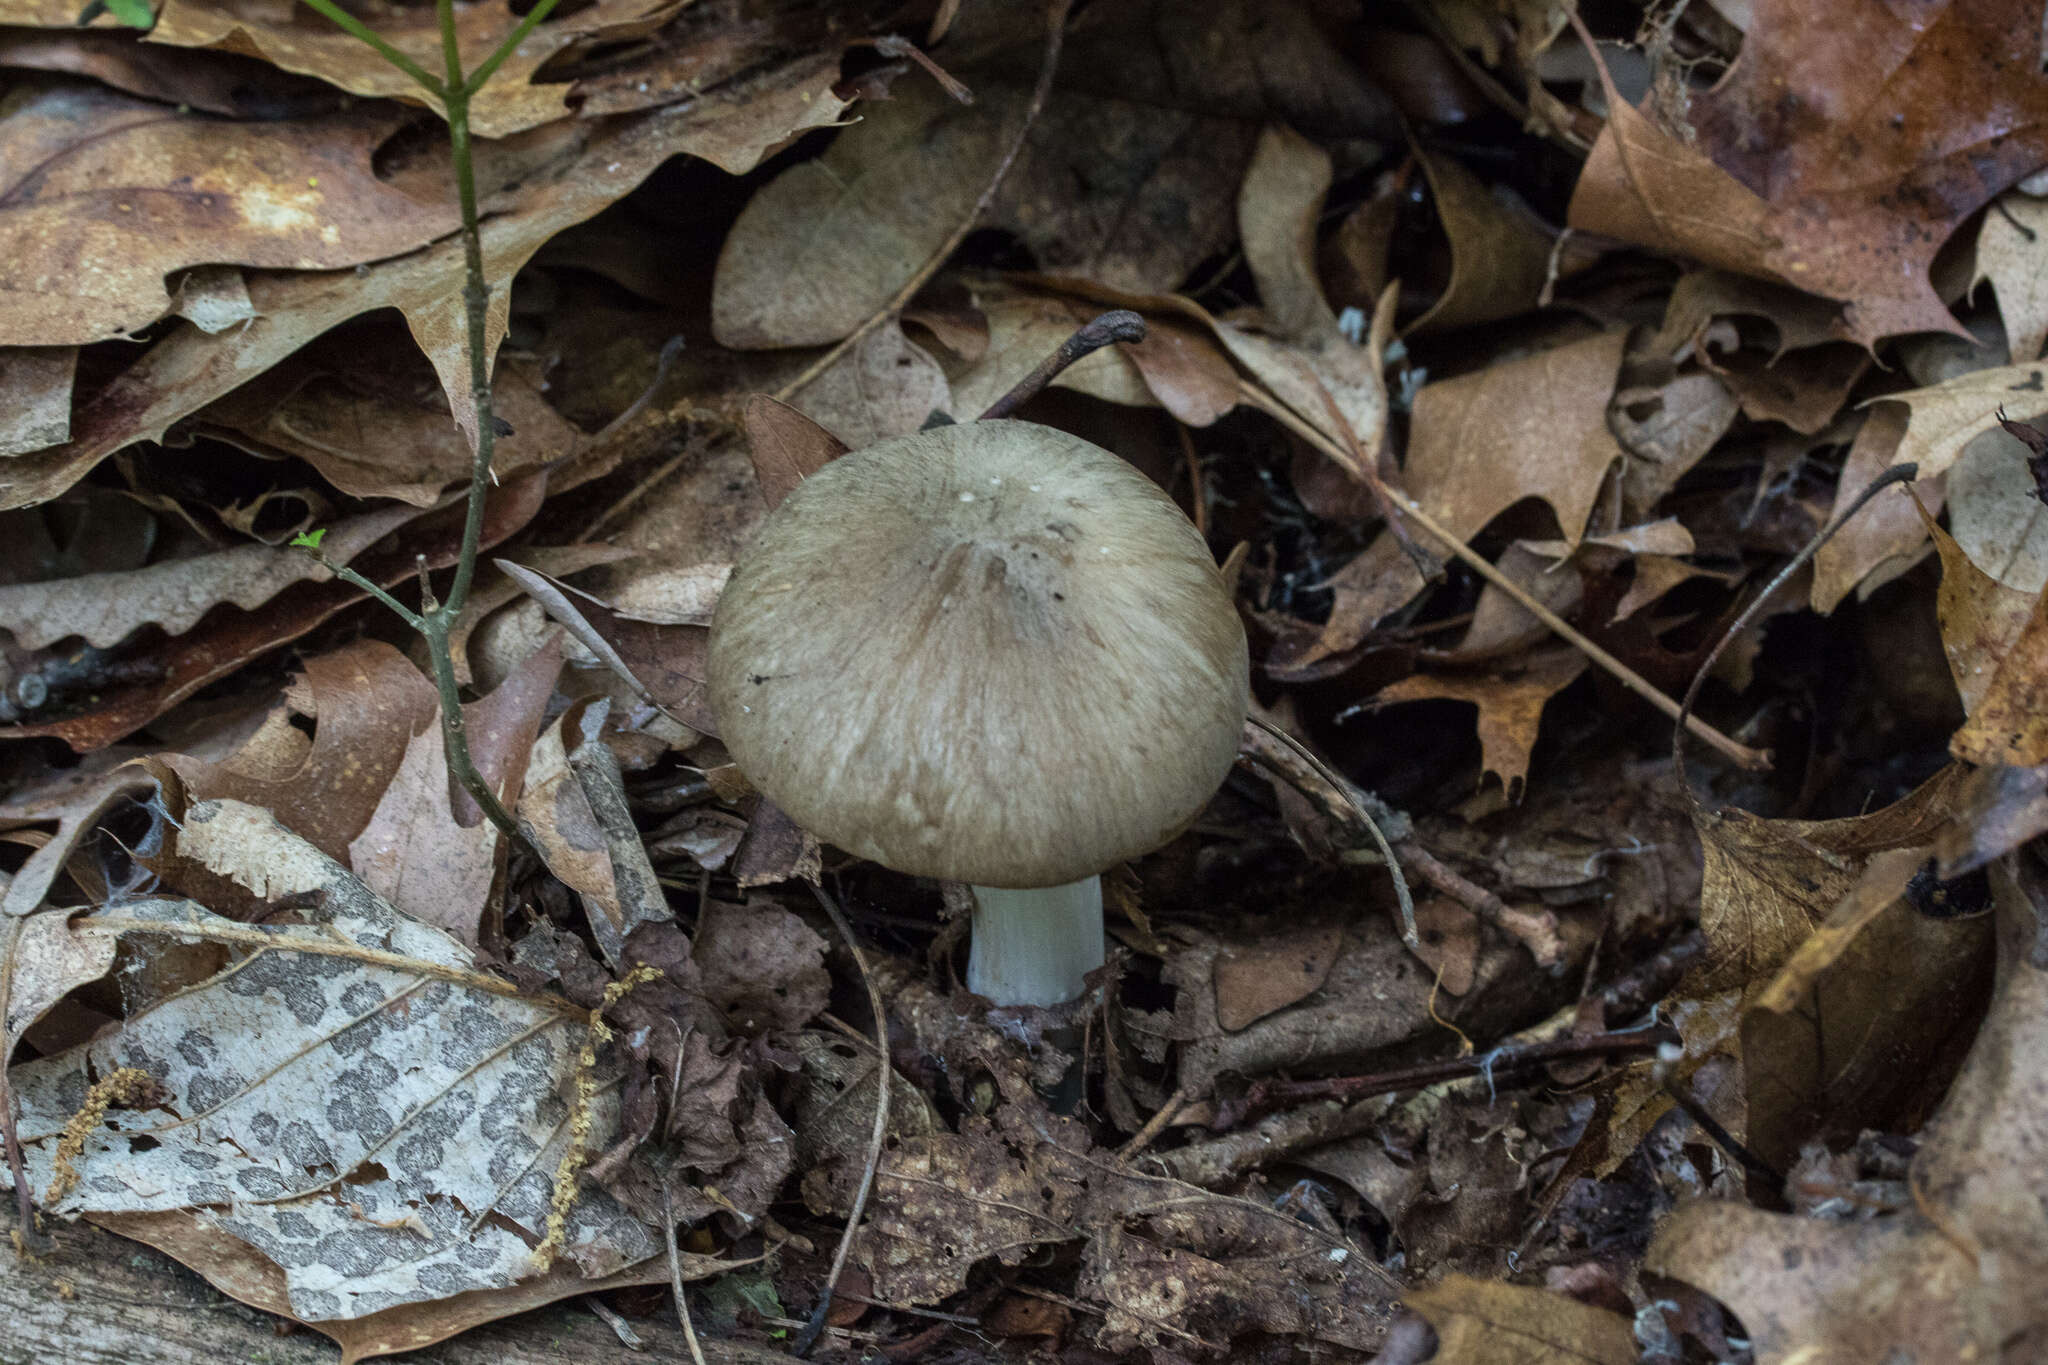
[790,879,893,1358]
[1233,379,1770,771]
[1116,1086,1189,1162]
[978,310,1147,420]
[775,0,1076,404]
[1394,838,1565,967]
[661,1183,710,1365]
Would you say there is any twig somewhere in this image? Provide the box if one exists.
[1233,379,1771,770]
[661,1183,710,1365]
[1394,838,1565,967]
[978,310,1147,420]
[790,879,893,1357]
[1116,1086,1189,1162]
[1208,1025,1678,1132]
[775,0,1076,404]
[1663,1078,1784,1190]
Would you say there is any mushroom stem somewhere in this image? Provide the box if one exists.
[967,877,1105,1006]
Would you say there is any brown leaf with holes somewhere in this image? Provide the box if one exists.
[1367,649,1587,799]
[690,897,829,1035]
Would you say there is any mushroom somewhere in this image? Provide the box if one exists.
[707,418,1248,1006]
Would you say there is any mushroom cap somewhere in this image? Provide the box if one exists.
[708,419,1249,888]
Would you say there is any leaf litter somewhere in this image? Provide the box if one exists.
[5,1,2048,1361]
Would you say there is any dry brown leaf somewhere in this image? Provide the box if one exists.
[0,84,457,347]
[1926,505,2038,715]
[1809,406,1922,612]
[0,25,340,118]
[1689,763,1966,993]
[1571,0,2048,346]
[1405,1275,1637,1364]
[1950,581,2048,768]
[1648,270,1844,362]
[940,281,1151,420]
[165,639,438,865]
[199,340,586,506]
[0,501,422,652]
[1706,341,1869,436]
[1611,368,1741,520]
[1211,924,1343,1031]
[1406,148,1554,335]
[690,898,829,1035]
[714,67,1252,349]
[1366,648,1588,799]
[0,346,74,456]
[1015,275,1244,427]
[1317,329,1629,654]
[1648,858,2048,1365]
[148,0,680,137]
[1740,845,1993,1171]
[0,472,544,750]
[0,56,850,511]
[349,637,563,945]
[1946,415,2048,593]
[1976,192,2048,363]
[741,395,850,513]
[502,563,714,732]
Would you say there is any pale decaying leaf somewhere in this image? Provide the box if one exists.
[0,346,75,456]
[1649,860,2048,1364]
[1405,1275,1637,1364]
[518,701,672,968]
[1946,420,2048,594]
[1975,191,2048,364]
[795,318,951,446]
[2,799,657,1322]
[0,56,850,512]
[1928,508,2038,716]
[939,281,1151,420]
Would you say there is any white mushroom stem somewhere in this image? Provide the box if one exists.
[967,877,1105,1006]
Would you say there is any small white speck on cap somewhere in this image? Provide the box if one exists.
[959,492,975,502]
[1099,546,1111,554]
[989,476,1002,485]
[1028,483,1042,492]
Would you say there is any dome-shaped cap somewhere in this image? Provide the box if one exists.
[708,419,1248,888]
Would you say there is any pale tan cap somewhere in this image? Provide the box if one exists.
[708,420,1249,888]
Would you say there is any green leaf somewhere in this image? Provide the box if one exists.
[78,0,155,28]
[290,528,329,550]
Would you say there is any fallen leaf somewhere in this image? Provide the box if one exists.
[741,395,849,512]
[0,83,457,347]
[1317,329,1630,653]
[1611,368,1741,520]
[1406,148,1554,335]
[1926,505,2038,715]
[519,700,673,968]
[1647,857,2048,1364]
[1950,581,2048,768]
[1571,0,2048,346]
[349,637,564,946]
[1706,341,1868,436]
[1405,1275,1637,1363]
[1689,763,1967,993]
[1740,845,1993,1170]
[500,562,714,732]
[3,800,659,1320]
[1976,191,2048,363]
[1211,923,1343,1031]
[166,639,437,865]
[0,346,74,456]
[795,319,950,447]
[1648,270,1844,362]
[1367,648,1589,799]
[1809,405,1921,612]
[0,26,345,119]
[147,0,682,137]
[939,280,1151,420]
[0,470,544,750]
[690,898,829,1035]
[1947,416,2048,593]
[0,500,423,651]
[0,56,850,510]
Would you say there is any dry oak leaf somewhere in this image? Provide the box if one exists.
[1405,147,1555,335]
[0,83,457,347]
[1926,502,2039,716]
[1648,860,2048,1365]
[1365,648,1589,799]
[1,800,659,1322]
[147,0,680,138]
[1950,577,2048,768]
[1405,1275,1637,1364]
[938,281,1150,421]
[0,346,75,456]
[1689,762,1967,993]
[1739,845,1994,1173]
[0,55,850,511]
[1975,191,2048,364]
[1316,328,1630,655]
[1570,0,2048,347]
